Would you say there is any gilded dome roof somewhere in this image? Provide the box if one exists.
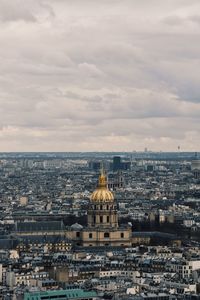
[90,169,114,203]
[90,189,114,202]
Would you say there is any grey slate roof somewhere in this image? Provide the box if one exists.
[19,234,71,244]
[0,236,18,249]
[15,221,64,232]
[132,231,179,240]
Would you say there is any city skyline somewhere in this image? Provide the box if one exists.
[0,0,200,152]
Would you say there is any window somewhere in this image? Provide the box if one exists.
[121,232,124,238]
[76,232,80,238]
[89,233,93,238]
[100,216,103,223]
[107,216,110,223]
[107,205,109,210]
[104,232,110,238]
[93,216,96,223]
[100,205,103,210]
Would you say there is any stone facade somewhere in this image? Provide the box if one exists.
[68,170,132,247]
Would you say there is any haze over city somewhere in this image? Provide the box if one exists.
[0,0,200,152]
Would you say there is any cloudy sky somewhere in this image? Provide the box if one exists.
[0,0,200,152]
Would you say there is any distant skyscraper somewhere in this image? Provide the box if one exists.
[88,161,101,171]
[112,156,131,172]
[113,156,121,171]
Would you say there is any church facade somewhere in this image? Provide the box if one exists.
[67,170,132,247]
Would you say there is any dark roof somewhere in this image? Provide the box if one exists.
[0,237,18,249]
[19,235,71,244]
[74,246,126,253]
[132,231,179,240]
[15,221,64,232]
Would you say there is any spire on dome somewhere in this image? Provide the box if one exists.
[98,163,107,188]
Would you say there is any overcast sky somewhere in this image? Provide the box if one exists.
[0,0,200,152]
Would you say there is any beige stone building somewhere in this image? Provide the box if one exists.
[67,170,132,247]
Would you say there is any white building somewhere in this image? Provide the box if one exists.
[167,259,200,279]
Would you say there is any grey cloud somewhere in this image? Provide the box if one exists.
[189,15,200,24]
[163,15,186,26]
[0,1,36,22]
[0,0,54,23]
[0,0,200,151]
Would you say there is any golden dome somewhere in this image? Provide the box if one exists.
[90,169,114,203]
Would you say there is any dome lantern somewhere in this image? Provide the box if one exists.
[90,168,114,203]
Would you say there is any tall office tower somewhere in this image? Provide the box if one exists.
[113,156,121,171]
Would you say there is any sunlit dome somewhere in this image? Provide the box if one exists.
[90,169,114,203]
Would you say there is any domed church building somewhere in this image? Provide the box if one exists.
[67,169,132,247]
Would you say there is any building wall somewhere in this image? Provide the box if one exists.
[81,227,132,246]
[87,202,118,228]
[167,260,200,279]
[48,266,69,283]
[0,264,2,283]
[131,236,151,245]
